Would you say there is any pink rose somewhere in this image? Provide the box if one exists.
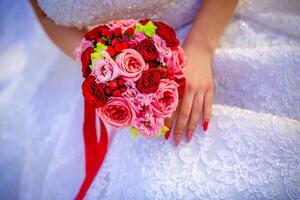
[96,97,135,128]
[92,51,119,83]
[169,46,187,79]
[134,110,164,138]
[107,19,136,32]
[153,35,172,66]
[151,79,179,118]
[115,49,148,81]
[73,38,93,62]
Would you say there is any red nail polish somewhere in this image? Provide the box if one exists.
[164,130,170,140]
[203,120,209,132]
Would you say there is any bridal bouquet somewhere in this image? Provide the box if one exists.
[74,19,187,138]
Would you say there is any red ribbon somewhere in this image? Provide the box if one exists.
[75,101,108,200]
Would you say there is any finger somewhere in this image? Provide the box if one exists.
[202,88,213,132]
[164,112,176,140]
[174,87,195,146]
[165,111,176,129]
[186,92,204,142]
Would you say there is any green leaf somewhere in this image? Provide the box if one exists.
[130,127,138,139]
[95,42,107,53]
[134,21,157,38]
[157,125,169,137]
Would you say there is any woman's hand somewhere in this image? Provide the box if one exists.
[164,0,238,146]
[165,43,214,146]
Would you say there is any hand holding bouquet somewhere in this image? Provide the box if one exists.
[75,19,187,138]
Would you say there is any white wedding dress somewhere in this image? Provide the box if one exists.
[0,0,300,199]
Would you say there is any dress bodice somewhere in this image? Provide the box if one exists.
[37,0,201,29]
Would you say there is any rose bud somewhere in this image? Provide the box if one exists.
[112,89,121,97]
[104,86,112,96]
[114,43,123,53]
[107,46,116,57]
[114,27,122,37]
[121,41,129,49]
[120,86,127,93]
[117,79,125,87]
[97,38,105,44]
[111,38,120,47]
[126,27,135,35]
[102,29,109,37]
[108,81,118,90]
[106,31,113,39]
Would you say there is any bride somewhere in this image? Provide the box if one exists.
[1,0,299,199]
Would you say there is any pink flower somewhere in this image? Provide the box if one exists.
[134,110,164,138]
[115,49,148,81]
[152,79,179,118]
[92,51,119,83]
[96,97,135,128]
[128,32,146,45]
[107,19,136,32]
[73,38,93,62]
[153,35,172,65]
[121,79,154,113]
[169,46,187,79]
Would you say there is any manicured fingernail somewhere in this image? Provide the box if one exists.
[174,134,181,147]
[186,129,194,143]
[164,130,170,140]
[203,120,209,132]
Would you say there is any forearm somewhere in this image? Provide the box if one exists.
[185,0,238,54]
[30,0,83,58]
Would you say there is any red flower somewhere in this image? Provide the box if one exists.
[82,76,107,107]
[106,31,113,39]
[136,68,160,94]
[111,38,120,46]
[139,18,151,25]
[126,27,135,35]
[114,43,123,53]
[114,27,122,37]
[154,21,179,47]
[107,46,116,57]
[136,38,158,61]
[81,47,94,78]
[175,77,186,99]
[84,25,109,41]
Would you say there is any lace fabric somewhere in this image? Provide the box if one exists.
[86,105,300,200]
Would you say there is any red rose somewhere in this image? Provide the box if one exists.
[136,68,160,94]
[84,25,109,41]
[81,47,94,78]
[154,21,179,47]
[175,77,186,99]
[136,38,158,61]
[82,76,107,107]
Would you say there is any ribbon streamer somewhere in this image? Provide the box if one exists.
[75,101,108,200]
